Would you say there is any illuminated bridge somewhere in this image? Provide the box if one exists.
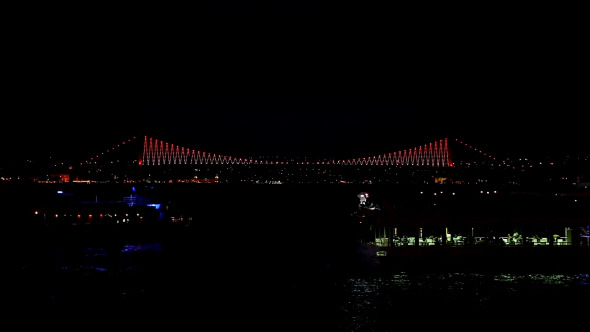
[141,136,456,167]
[80,136,499,168]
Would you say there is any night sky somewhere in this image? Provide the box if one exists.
[4,1,587,164]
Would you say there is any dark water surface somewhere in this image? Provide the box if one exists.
[4,183,590,329]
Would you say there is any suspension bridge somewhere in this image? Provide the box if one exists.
[79,136,498,168]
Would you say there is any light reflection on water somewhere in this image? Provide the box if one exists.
[50,244,590,297]
[339,272,590,331]
[16,240,590,330]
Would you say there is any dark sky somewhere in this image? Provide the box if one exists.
[4,1,587,164]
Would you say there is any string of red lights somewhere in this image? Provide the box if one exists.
[140,136,455,167]
[73,136,503,168]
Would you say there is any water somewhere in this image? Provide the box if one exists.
[339,272,590,329]
[9,236,590,329]
[4,183,590,328]
[8,237,590,329]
